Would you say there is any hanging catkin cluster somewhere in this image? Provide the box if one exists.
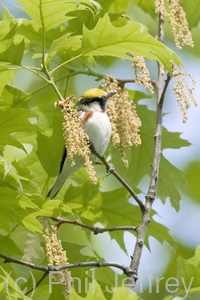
[132,54,154,94]
[172,67,197,123]
[102,75,142,166]
[155,0,194,49]
[55,97,97,184]
[43,223,71,299]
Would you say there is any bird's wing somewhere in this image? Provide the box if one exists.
[59,146,67,172]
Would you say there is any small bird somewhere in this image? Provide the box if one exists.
[47,88,116,199]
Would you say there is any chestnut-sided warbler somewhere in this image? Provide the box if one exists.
[47,88,116,198]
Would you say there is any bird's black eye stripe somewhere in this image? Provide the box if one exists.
[79,96,107,110]
[79,96,106,105]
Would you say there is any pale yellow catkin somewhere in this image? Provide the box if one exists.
[55,97,97,184]
[172,70,197,123]
[132,54,154,94]
[43,224,72,300]
[155,0,194,49]
[102,75,142,166]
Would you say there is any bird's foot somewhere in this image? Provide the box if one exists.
[106,163,114,174]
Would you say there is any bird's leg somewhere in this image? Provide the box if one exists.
[106,163,114,174]
[89,143,115,174]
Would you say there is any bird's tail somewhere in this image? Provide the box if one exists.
[47,156,84,199]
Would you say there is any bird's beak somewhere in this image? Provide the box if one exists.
[107,91,117,99]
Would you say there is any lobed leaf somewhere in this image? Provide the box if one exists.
[0,20,25,65]
[47,34,82,65]
[21,198,69,232]
[0,84,30,110]
[0,156,23,192]
[16,0,100,32]
[0,39,25,65]
[157,158,186,211]
[82,14,182,73]
[0,108,39,150]
[17,19,43,53]
[0,20,17,48]
[0,187,36,231]
[0,267,31,299]
[0,66,14,96]
[181,161,200,203]
[177,250,200,295]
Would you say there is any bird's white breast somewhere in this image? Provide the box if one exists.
[80,111,111,155]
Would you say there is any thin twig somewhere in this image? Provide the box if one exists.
[0,253,132,275]
[159,72,171,107]
[56,261,133,276]
[0,253,48,271]
[25,271,49,296]
[90,144,145,211]
[127,11,167,289]
[51,217,137,234]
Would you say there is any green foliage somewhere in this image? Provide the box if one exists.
[0,0,199,299]
[182,161,200,203]
[131,0,156,17]
[82,14,181,72]
[183,0,200,28]
[0,109,39,150]
[17,0,99,31]
[176,246,200,296]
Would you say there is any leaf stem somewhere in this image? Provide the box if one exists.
[50,53,83,75]
[39,0,46,68]
[25,271,49,296]
[22,65,50,83]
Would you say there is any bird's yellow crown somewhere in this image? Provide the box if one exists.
[81,88,106,99]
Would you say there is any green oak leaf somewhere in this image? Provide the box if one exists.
[47,34,82,65]
[176,249,200,295]
[0,66,14,96]
[0,39,25,65]
[0,187,37,231]
[16,0,100,31]
[0,85,30,110]
[82,14,182,73]
[0,108,39,150]
[0,156,23,192]
[181,161,200,203]
[0,20,17,47]
[22,233,44,263]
